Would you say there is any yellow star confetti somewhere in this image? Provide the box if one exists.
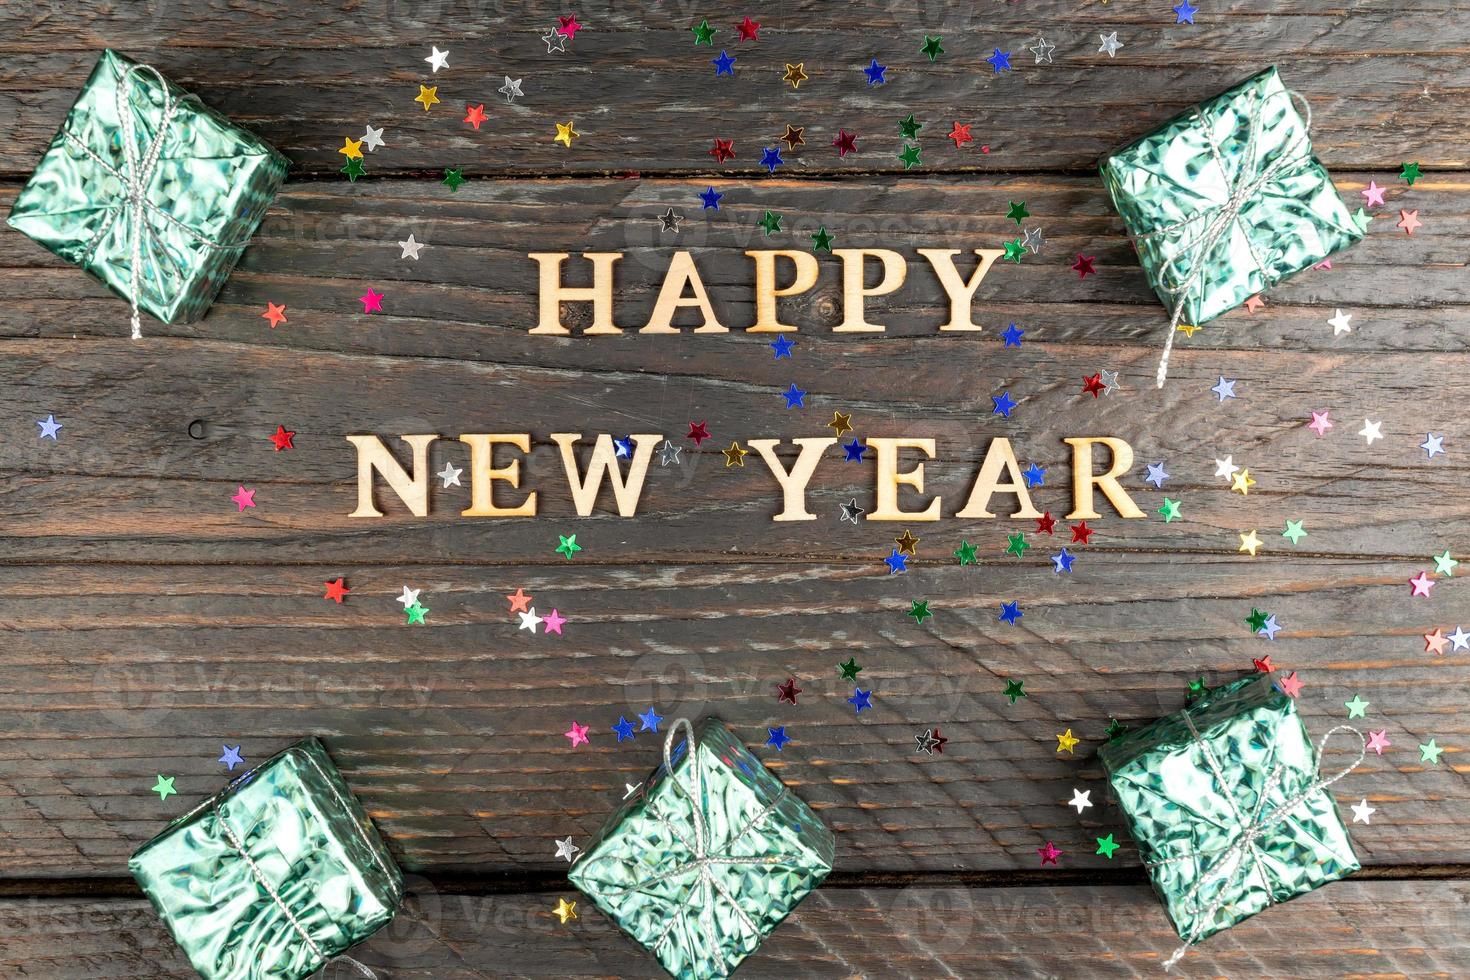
[1231,469,1255,495]
[337,137,363,159]
[552,897,577,923]
[1056,728,1079,754]
[722,441,749,467]
[1176,323,1200,337]
[414,84,440,110]
[1238,529,1262,556]
[554,121,579,147]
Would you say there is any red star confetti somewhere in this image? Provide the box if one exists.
[358,289,384,313]
[564,721,590,746]
[832,129,858,157]
[1072,253,1096,279]
[1036,512,1056,535]
[1277,671,1304,698]
[261,302,287,328]
[1070,522,1095,545]
[735,15,760,40]
[1037,841,1062,866]
[1252,655,1275,673]
[1081,373,1105,397]
[324,578,350,603]
[687,420,711,445]
[269,425,295,451]
[947,121,973,148]
[464,103,488,130]
[1409,572,1435,597]
[709,138,735,163]
[231,486,256,511]
[776,677,802,704]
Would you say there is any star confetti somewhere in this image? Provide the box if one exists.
[556,534,582,559]
[1003,679,1026,703]
[152,775,176,801]
[552,898,577,924]
[1056,729,1079,754]
[414,85,440,110]
[323,578,349,603]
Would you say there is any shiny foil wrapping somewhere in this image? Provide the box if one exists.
[129,738,402,980]
[1100,675,1359,944]
[7,49,287,325]
[1099,66,1363,326]
[568,718,835,979]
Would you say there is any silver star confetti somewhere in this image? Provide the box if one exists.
[1068,788,1093,813]
[398,234,427,260]
[396,586,421,608]
[914,729,943,754]
[658,208,684,233]
[1098,32,1123,58]
[425,46,450,72]
[1099,368,1120,394]
[361,125,385,152]
[498,76,524,102]
[1028,36,1055,64]
[657,440,682,466]
[554,837,580,861]
[840,498,866,525]
[438,461,462,487]
[542,28,568,53]
[1021,226,1045,254]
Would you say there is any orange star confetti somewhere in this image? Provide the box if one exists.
[261,302,287,328]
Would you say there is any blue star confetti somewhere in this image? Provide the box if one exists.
[1001,323,1024,347]
[783,382,807,408]
[767,726,791,750]
[613,716,636,741]
[992,391,1017,417]
[712,50,736,75]
[848,687,873,712]
[1051,548,1076,573]
[999,600,1023,625]
[1023,463,1046,488]
[638,706,664,732]
[843,438,868,462]
[1173,0,1198,24]
[884,549,909,574]
[863,58,887,85]
[698,187,723,210]
[987,49,1012,72]
[770,335,795,359]
[760,146,784,173]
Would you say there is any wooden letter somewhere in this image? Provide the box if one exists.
[347,434,437,517]
[748,437,837,521]
[528,252,623,335]
[867,437,942,521]
[745,249,819,332]
[459,434,537,517]
[955,437,1043,518]
[831,248,907,332]
[917,248,1005,332]
[552,433,661,516]
[641,250,728,334]
[1065,436,1146,519]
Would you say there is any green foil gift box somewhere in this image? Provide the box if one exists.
[568,717,835,979]
[8,49,288,337]
[1099,675,1364,968]
[1099,66,1364,384]
[129,738,402,980]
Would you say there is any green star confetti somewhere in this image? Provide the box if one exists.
[908,599,932,624]
[1004,679,1027,704]
[954,540,978,565]
[556,534,582,559]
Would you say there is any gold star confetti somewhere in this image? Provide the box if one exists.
[414,85,440,110]
[337,137,363,159]
[1231,469,1255,495]
[828,411,853,437]
[722,441,749,467]
[1176,323,1200,337]
[1056,728,1080,754]
[552,897,577,923]
[895,529,919,555]
[554,121,579,147]
[783,63,808,89]
[1238,530,1262,556]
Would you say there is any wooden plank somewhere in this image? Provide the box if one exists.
[0,3,1467,175]
[1,559,1462,877]
[3,880,1468,977]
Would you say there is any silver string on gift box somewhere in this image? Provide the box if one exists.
[582,718,806,973]
[1130,87,1317,388]
[211,746,403,980]
[1145,709,1366,971]
[60,61,258,340]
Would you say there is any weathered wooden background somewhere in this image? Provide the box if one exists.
[2,1,1469,977]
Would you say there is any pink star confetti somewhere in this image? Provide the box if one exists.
[1425,628,1450,654]
[231,486,256,511]
[1397,209,1422,235]
[543,608,566,635]
[557,14,582,38]
[1037,841,1061,866]
[1360,180,1387,207]
[1308,410,1333,436]
[1409,572,1436,597]
[1366,729,1392,755]
[1277,671,1304,698]
[1312,258,1333,271]
[564,721,589,746]
[359,288,384,313]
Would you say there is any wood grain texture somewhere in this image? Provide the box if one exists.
[0,2,1467,176]
[4,880,1469,978]
[1,559,1463,877]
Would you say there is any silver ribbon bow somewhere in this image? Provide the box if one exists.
[211,747,401,979]
[1133,86,1315,387]
[594,718,802,970]
[61,61,253,339]
[1148,713,1365,970]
